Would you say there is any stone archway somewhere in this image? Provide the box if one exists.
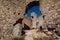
[24,1,43,28]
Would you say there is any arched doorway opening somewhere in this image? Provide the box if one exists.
[25,1,42,18]
[22,1,42,35]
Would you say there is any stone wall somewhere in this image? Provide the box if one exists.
[0,0,60,40]
[0,0,26,39]
[41,0,60,37]
[41,0,60,29]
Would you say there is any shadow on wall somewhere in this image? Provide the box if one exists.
[13,18,23,26]
[21,24,30,35]
[25,1,42,18]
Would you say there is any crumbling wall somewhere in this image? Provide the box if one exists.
[0,0,60,40]
[0,0,26,39]
[40,0,60,37]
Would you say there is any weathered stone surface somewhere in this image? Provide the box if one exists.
[0,0,60,40]
[13,24,21,37]
[0,0,25,39]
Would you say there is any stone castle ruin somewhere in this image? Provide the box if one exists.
[0,0,60,40]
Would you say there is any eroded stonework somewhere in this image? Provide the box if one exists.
[0,0,60,40]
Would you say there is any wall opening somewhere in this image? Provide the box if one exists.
[21,24,30,35]
[25,1,42,18]
[36,22,40,28]
[13,18,23,26]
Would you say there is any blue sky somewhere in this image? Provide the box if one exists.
[26,5,42,18]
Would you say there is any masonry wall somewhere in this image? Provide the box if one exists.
[0,0,26,39]
[0,0,60,40]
